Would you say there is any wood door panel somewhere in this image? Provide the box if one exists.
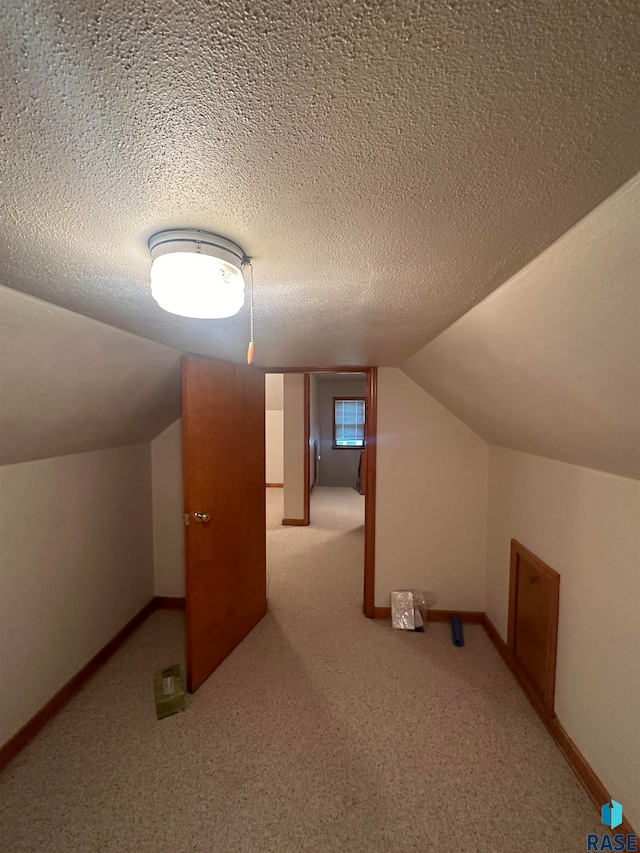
[183,356,266,693]
[514,556,553,693]
[508,541,560,713]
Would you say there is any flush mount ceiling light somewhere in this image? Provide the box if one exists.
[148,229,248,320]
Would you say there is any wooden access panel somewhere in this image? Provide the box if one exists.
[508,540,560,714]
[182,355,267,693]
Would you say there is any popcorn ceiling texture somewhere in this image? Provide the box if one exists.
[1,0,639,366]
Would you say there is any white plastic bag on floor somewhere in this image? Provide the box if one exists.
[391,590,427,631]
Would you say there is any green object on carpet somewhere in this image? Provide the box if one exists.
[153,664,185,720]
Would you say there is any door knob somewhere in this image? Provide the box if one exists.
[193,511,210,522]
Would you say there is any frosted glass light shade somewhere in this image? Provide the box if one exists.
[150,252,245,319]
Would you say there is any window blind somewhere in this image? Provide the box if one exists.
[334,399,365,447]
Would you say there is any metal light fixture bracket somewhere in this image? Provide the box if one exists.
[148,229,248,268]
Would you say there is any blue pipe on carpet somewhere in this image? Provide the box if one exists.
[450,615,465,647]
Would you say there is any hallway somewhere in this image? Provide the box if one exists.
[0,488,600,852]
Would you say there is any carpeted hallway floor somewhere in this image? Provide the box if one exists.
[0,487,601,852]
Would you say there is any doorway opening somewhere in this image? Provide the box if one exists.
[181,356,376,695]
[264,368,377,618]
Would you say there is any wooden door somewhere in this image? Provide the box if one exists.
[508,540,560,713]
[182,355,267,693]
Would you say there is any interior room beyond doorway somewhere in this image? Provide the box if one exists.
[265,371,369,522]
[264,370,373,615]
[313,373,367,492]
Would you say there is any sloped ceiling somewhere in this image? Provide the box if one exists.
[403,175,640,480]
[0,287,182,465]
[1,1,639,366]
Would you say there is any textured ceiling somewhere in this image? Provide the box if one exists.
[0,286,182,465]
[403,175,640,480]
[1,0,639,366]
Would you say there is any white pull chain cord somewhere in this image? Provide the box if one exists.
[245,259,255,365]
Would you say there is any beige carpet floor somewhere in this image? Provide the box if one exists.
[0,487,601,852]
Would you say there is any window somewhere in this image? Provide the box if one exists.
[333,397,366,448]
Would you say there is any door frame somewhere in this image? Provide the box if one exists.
[265,366,377,618]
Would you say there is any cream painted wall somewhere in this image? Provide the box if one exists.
[0,444,154,745]
[266,411,284,484]
[375,368,488,609]
[318,378,367,487]
[265,373,284,411]
[485,446,640,827]
[403,175,640,480]
[151,418,185,597]
[0,285,182,466]
[265,374,284,485]
[283,373,305,521]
